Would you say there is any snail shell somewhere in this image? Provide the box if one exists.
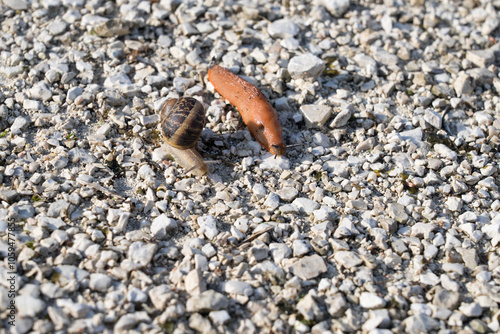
[160,97,205,149]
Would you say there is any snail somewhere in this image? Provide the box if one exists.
[160,97,209,176]
[208,64,286,156]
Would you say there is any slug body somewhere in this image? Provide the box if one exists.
[208,64,286,156]
[160,97,208,176]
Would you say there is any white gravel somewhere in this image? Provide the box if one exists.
[1,0,500,333]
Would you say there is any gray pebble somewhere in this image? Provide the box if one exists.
[11,116,30,135]
[359,292,386,309]
[300,105,332,128]
[128,241,157,267]
[288,53,325,80]
[89,273,112,292]
[268,19,299,38]
[48,21,68,35]
[186,290,229,313]
[66,87,83,103]
[317,0,350,17]
[289,254,327,280]
[151,214,178,239]
[330,109,352,128]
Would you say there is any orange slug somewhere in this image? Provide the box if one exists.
[208,64,286,156]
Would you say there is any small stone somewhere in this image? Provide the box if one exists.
[259,153,290,170]
[317,0,350,17]
[269,243,292,264]
[89,273,112,292]
[223,280,253,296]
[424,109,442,129]
[431,84,455,98]
[149,285,174,309]
[467,49,495,68]
[292,198,320,214]
[434,143,458,161]
[360,292,386,309]
[329,109,352,128]
[94,18,133,37]
[293,240,311,257]
[459,302,483,317]
[297,294,325,321]
[11,116,30,135]
[48,21,68,35]
[252,183,267,199]
[197,215,218,240]
[47,200,70,218]
[289,254,327,280]
[66,87,83,103]
[151,214,178,239]
[29,82,53,101]
[300,105,332,128]
[0,190,20,204]
[446,197,463,212]
[403,314,440,334]
[268,19,299,38]
[420,270,441,286]
[185,269,205,295]
[259,260,286,285]
[186,290,229,313]
[388,203,409,223]
[482,16,499,35]
[433,287,461,310]
[17,295,46,317]
[4,0,28,10]
[209,310,231,326]
[128,241,157,267]
[454,72,475,96]
[127,287,148,304]
[334,251,363,269]
[276,187,299,202]
[288,53,325,80]
[104,73,132,89]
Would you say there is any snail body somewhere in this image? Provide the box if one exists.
[160,97,208,176]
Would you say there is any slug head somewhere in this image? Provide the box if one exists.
[250,121,286,156]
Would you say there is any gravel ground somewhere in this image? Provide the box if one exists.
[1,0,500,333]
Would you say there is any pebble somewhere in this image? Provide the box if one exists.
[433,287,461,310]
[209,310,231,326]
[48,21,68,35]
[292,198,320,214]
[466,49,495,68]
[89,273,112,292]
[223,280,253,296]
[360,292,386,309]
[66,87,83,103]
[186,290,229,313]
[329,108,352,128]
[151,214,178,239]
[334,251,363,269]
[289,254,327,280]
[4,0,28,10]
[11,116,30,135]
[454,72,475,96]
[288,53,325,80]
[459,302,483,317]
[127,242,157,268]
[197,215,218,240]
[317,0,350,17]
[300,105,332,128]
[268,19,299,38]
[387,203,408,223]
[17,295,46,317]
